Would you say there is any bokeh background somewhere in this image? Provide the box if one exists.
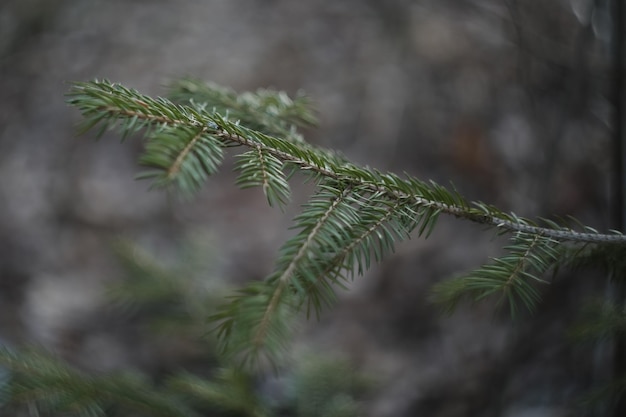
[0,0,620,416]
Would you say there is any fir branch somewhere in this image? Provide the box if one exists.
[137,124,224,194]
[67,80,626,245]
[296,191,427,317]
[293,356,367,417]
[431,232,563,316]
[0,347,197,417]
[302,193,403,312]
[168,78,316,142]
[66,79,626,366]
[107,237,225,338]
[210,281,296,370]
[268,182,357,316]
[168,369,268,417]
[569,300,626,342]
[168,127,206,179]
[235,146,291,209]
[210,184,356,367]
[565,243,626,278]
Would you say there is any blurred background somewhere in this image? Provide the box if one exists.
[0,0,621,416]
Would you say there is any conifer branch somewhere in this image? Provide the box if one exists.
[255,185,353,346]
[168,78,316,142]
[169,369,268,417]
[67,80,626,245]
[0,347,197,417]
[235,146,291,209]
[66,79,626,367]
[168,127,206,179]
[432,232,563,315]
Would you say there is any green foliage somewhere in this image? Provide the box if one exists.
[235,148,292,210]
[0,347,196,417]
[0,240,368,417]
[168,79,316,143]
[0,347,277,417]
[168,369,268,417]
[292,357,369,417]
[64,79,626,370]
[137,124,224,195]
[107,237,226,339]
[566,243,626,280]
[570,300,626,342]
[432,231,564,316]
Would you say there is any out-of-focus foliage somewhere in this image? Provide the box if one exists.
[0,238,368,417]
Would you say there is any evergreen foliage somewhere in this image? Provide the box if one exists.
[0,238,369,417]
[106,237,226,341]
[0,78,624,416]
[0,347,196,417]
[63,79,626,368]
[431,231,564,316]
[292,357,368,417]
